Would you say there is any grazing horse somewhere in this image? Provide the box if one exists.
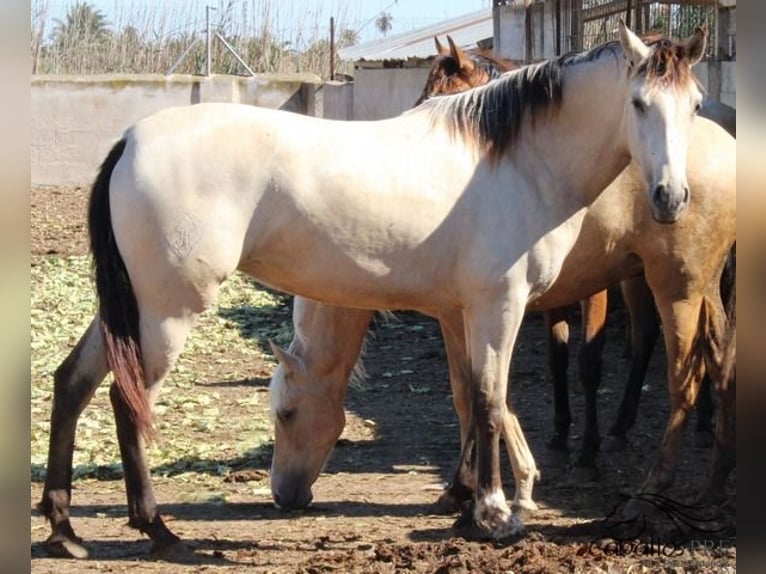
[39,24,705,558]
[417,34,735,470]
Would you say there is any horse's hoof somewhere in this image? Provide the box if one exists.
[693,429,714,449]
[150,540,199,563]
[453,510,525,542]
[603,435,628,452]
[431,490,462,515]
[511,498,538,522]
[43,535,89,559]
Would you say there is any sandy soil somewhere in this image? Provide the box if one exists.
[31,186,735,573]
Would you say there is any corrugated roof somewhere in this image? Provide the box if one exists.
[338,9,493,62]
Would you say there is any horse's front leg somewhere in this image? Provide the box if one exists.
[436,309,539,517]
[462,296,526,540]
[40,319,107,559]
[574,290,608,478]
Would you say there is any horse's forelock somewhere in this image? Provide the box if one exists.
[638,38,697,89]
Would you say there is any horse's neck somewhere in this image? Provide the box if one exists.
[295,304,373,378]
[518,58,632,208]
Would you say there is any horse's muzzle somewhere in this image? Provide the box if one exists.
[272,481,313,511]
[650,183,690,224]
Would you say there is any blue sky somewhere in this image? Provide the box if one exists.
[40,0,493,45]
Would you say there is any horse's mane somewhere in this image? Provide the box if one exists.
[467,49,517,77]
[422,47,597,162]
[423,35,696,162]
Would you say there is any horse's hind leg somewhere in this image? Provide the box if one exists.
[625,290,711,516]
[39,318,108,558]
[574,291,608,478]
[693,375,715,447]
[605,276,660,451]
[544,307,571,452]
[434,309,476,514]
[110,310,197,559]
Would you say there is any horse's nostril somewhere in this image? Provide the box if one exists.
[653,184,666,204]
[683,186,690,204]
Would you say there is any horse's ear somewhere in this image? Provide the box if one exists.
[434,36,448,56]
[447,35,474,71]
[682,26,707,66]
[618,19,650,67]
[269,340,304,375]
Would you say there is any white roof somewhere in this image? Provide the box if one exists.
[338,9,493,62]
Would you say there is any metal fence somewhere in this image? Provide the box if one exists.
[578,0,720,57]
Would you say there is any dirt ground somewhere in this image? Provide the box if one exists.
[31,187,735,573]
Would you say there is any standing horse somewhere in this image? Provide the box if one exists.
[39,24,705,557]
[418,34,734,470]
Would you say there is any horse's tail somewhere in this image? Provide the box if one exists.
[88,138,155,442]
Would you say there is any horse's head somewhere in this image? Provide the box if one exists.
[268,341,346,511]
[619,21,706,223]
[414,36,500,106]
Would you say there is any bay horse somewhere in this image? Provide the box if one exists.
[39,24,706,558]
[418,34,735,470]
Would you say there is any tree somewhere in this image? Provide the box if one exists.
[375,11,393,37]
[338,28,359,49]
[51,1,111,49]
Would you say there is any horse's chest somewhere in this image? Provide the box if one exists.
[525,222,584,299]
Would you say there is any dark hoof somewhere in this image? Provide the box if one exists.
[431,490,463,515]
[603,435,629,452]
[693,429,714,449]
[43,535,89,559]
[452,510,525,542]
[150,540,199,563]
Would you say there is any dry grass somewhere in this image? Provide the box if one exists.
[31,0,359,78]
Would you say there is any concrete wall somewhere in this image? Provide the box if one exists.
[316,80,354,120]
[351,67,430,120]
[493,4,526,61]
[32,73,321,186]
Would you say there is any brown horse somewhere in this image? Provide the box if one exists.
[418,35,735,474]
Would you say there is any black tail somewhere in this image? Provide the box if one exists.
[88,139,154,441]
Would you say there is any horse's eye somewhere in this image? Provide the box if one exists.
[277,409,295,424]
[632,98,646,114]
[693,101,702,115]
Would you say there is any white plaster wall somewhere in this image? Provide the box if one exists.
[352,67,430,120]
